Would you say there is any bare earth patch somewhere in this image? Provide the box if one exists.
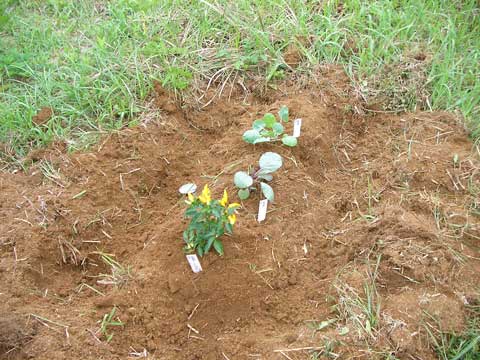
[0,69,479,359]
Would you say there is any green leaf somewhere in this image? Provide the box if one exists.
[243,129,261,144]
[211,207,222,218]
[216,221,225,233]
[238,188,250,200]
[272,122,284,136]
[234,171,253,188]
[317,319,336,330]
[365,319,371,333]
[278,105,289,122]
[339,327,349,336]
[257,174,273,181]
[260,129,274,137]
[262,113,276,127]
[252,137,271,144]
[259,152,283,173]
[205,236,215,253]
[213,239,224,256]
[307,319,336,331]
[253,119,266,130]
[185,207,199,217]
[260,182,274,202]
[450,335,480,360]
[282,135,298,147]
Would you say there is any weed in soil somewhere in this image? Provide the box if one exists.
[98,306,124,343]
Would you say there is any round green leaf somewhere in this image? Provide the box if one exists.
[259,152,282,173]
[262,113,276,127]
[278,105,289,122]
[260,182,274,202]
[253,137,271,144]
[243,129,261,144]
[238,188,250,200]
[272,122,284,136]
[178,183,197,194]
[282,135,298,147]
[234,171,253,188]
[253,119,266,130]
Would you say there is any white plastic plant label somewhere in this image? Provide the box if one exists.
[293,118,302,138]
[186,254,203,273]
[257,199,268,222]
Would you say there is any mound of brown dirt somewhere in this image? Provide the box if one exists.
[0,69,479,359]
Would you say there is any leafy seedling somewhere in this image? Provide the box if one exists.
[243,106,297,147]
[234,152,282,202]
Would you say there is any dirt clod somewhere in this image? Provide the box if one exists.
[32,107,53,126]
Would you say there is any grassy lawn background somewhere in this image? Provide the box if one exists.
[1,0,479,160]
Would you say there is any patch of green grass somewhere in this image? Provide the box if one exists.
[425,301,480,360]
[98,306,123,342]
[1,0,479,159]
[94,251,131,287]
[334,256,382,341]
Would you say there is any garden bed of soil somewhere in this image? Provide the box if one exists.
[1,68,479,359]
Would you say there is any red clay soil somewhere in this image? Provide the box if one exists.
[1,69,479,359]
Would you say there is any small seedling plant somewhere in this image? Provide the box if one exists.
[98,306,123,342]
[234,152,282,201]
[181,184,240,256]
[243,106,298,147]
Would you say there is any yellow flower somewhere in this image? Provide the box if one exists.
[228,203,241,209]
[220,189,228,207]
[228,214,237,225]
[186,192,195,204]
[198,184,211,205]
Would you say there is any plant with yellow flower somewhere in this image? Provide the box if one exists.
[181,184,240,256]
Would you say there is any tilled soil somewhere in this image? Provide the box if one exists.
[1,70,479,359]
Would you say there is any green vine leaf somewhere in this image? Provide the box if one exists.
[234,171,253,188]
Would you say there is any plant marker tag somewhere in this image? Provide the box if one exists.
[186,254,203,273]
[257,199,268,222]
[293,118,302,138]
